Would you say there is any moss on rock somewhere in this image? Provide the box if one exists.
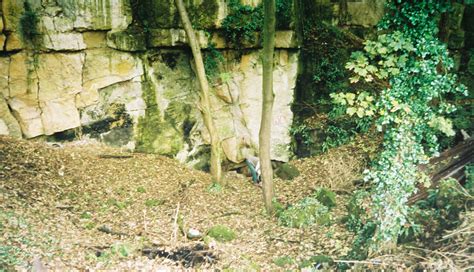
[207,225,236,242]
[135,81,184,156]
[275,163,300,180]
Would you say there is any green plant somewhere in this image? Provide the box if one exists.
[400,177,474,243]
[222,0,263,47]
[275,0,293,29]
[331,1,467,249]
[207,225,236,242]
[204,43,225,80]
[19,2,39,45]
[313,188,337,209]
[145,198,164,207]
[289,121,314,146]
[273,255,295,267]
[207,181,222,193]
[277,196,331,228]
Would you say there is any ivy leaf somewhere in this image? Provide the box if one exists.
[345,62,356,70]
[350,76,360,83]
[366,65,378,73]
[346,107,357,116]
[377,46,388,54]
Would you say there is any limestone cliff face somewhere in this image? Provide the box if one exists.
[0,0,299,167]
[0,0,402,167]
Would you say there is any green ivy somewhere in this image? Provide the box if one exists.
[222,0,292,47]
[203,43,225,80]
[331,1,467,250]
[19,2,40,46]
[221,0,263,47]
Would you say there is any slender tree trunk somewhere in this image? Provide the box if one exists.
[174,0,222,183]
[260,0,276,214]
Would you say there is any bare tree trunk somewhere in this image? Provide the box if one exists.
[174,0,222,183]
[260,0,276,214]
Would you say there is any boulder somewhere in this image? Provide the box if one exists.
[0,93,22,138]
[6,53,43,137]
[79,49,143,108]
[37,53,84,135]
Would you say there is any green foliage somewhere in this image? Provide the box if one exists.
[273,255,295,267]
[275,0,293,29]
[331,1,468,249]
[95,243,132,262]
[136,186,146,193]
[80,212,92,219]
[343,190,372,233]
[313,188,337,209]
[275,163,300,181]
[277,196,331,228]
[222,0,263,47]
[293,15,351,117]
[400,178,474,242]
[222,0,292,47]
[207,225,236,242]
[19,2,39,45]
[106,198,128,210]
[145,198,164,207]
[299,255,333,269]
[207,181,222,193]
[289,121,314,146]
[0,211,32,269]
[204,44,224,80]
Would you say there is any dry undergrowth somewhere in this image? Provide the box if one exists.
[0,136,361,271]
[1,135,471,270]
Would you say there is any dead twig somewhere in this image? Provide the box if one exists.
[172,202,181,244]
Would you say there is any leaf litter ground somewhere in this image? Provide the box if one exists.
[0,136,368,270]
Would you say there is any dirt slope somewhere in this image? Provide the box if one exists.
[0,136,366,270]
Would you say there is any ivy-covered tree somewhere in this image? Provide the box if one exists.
[331,1,467,250]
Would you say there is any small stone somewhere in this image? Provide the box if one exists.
[187,228,202,239]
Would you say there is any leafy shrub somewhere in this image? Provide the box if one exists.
[400,177,474,243]
[222,0,293,47]
[278,197,330,228]
[273,255,295,267]
[222,0,263,47]
[313,188,336,209]
[275,0,293,29]
[207,225,236,242]
[204,43,224,80]
[331,1,467,248]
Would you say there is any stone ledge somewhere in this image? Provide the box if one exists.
[107,28,299,51]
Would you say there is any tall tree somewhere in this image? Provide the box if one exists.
[260,0,276,214]
[174,0,223,183]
